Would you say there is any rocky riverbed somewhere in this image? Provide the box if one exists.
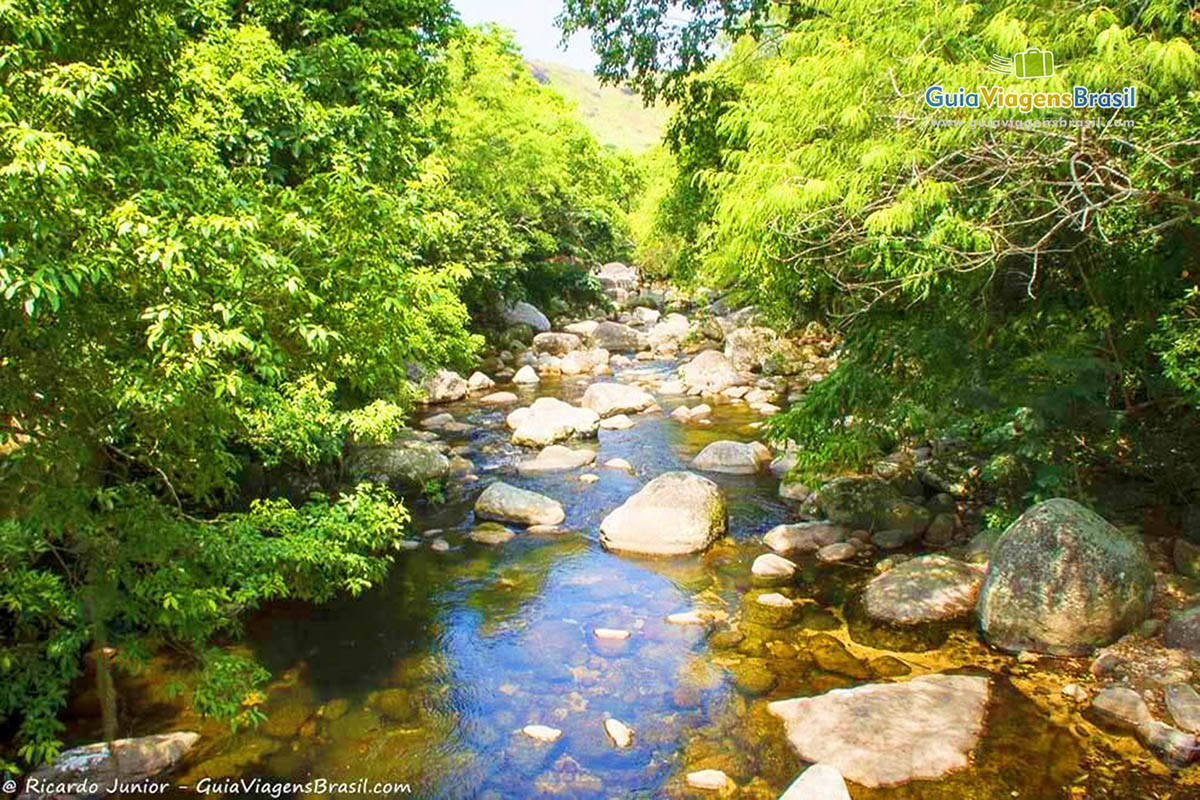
[42,263,1200,799]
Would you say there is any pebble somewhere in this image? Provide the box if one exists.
[522,724,563,743]
[580,473,599,484]
[667,611,707,625]
[1016,651,1040,664]
[593,628,631,640]
[604,457,634,472]
[1061,683,1088,703]
[686,769,732,792]
[430,538,450,552]
[603,718,634,748]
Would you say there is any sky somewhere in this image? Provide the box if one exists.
[454,0,599,71]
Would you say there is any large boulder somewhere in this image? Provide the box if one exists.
[976,498,1155,655]
[768,675,990,788]
[645,313,691,351]
[475,481,565,526]
[864,555,984,624]
[418,369,468,404]
[348,442,450,489]
[811,476,931,533]
[600,471,727,555]
[690,441,771,474]
[506,397,600,446]
[532,332,582,355]
[592,321,643,351]
[501,301,551,332]
[18,732,200,800]
[560,348,609,376]
[724,326,778,372]
[679,350,742,394]
[580,382,656,417]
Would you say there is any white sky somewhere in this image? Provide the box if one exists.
[453,0,599,70]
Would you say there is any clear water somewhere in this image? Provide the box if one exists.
[82,362,1176,799]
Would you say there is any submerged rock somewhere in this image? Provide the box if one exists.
[690,440,771,474]
[469,523,516,545]
[475,481,565,526]
[768,675,990,788]
[600,471,727,555]
[976,498,1154,655]
[863,555,983,625]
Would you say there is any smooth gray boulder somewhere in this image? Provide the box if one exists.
[768,675,990,788]
[977,498,1154,655]
[592,321,642,351]
[18,732,200,800]
[752,553,798,579]
[764,522,849,553]
[532,332,582,355]
[864,555,984,624]
[580,382,656,417]
[502,301,550,332]
[475,481,565,526]
[679,350,742,394]
[600,471,727,555]
[348,442,450,489]
[690,440,771,474]
[418,369,468,404]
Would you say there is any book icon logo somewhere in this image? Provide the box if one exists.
[989,48,1055,79]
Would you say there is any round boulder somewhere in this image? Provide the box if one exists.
[690,440,771,474]
[600,471,727,555]
[475,481,565,526]
[976,498,1154,655]
[580,382,656,417]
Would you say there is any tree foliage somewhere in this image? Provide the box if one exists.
[0,2,633,767]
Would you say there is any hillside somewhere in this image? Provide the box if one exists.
[527,60,669,152]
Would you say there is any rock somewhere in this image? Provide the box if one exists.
[593,628,631,640]
[869,655,912,678]
[976,498,1155,655]
[475,482,565,526]
[963,528,1002,564]
[1061,683,1089,703]
[764,522,849,553]
[509,397,600,446]
[730,659,777,695]
[807,634,871,679]
[372,688,420,722]
[752,553,797,579]
[811,476,930,533]
[517,445,596,475]
[595,261,639,292]
[513,365,540,384]
[679,350,743,395]
[745,592,795,627]
[1089,687,1153,730]
[418,369,468,404]
[603,457,634,472]
[1174,538,1200,579]
[778,478,811,502]
[779,763,851,800]
[817,542,857,562]
[864,555,984,624]
[534,755,603,795]
[599,414,634,430]
[631,306,660,325]
[481,390,519,405]
[430,537,450,552]
[724,326,777,372]
[686,769,732,792]
[604,718,634,749]
[768,675,990,788]
[580,382,656,417]
[1165,605,1200,655]
[503,301,551,332]
[420,412,455,429]
[591,321,642,351]
[348,442,450,489]
[18,732,201,800]
[560,348,610,376]
[917,450,978,496]
[532,332,582,355]
[646,314,691,351]
[657,379,686,395]
[924,512,957,546]
[769,452,799,477]
[522,724,563,743]
[690,440,771,474]
[1137,721,1200,769]
[467,371,495,391]
[469,523,516,545]
[600,471,727,555]
[1167,684,1200,734]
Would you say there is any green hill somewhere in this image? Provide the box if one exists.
[527,60,669,153]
